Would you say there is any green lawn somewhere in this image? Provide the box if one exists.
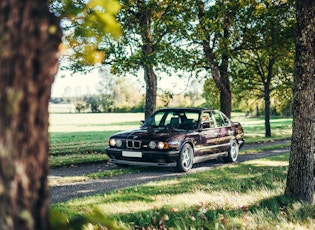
[49,131,115,167]
[50,154,314,229]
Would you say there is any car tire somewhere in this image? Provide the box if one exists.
[176,143,194,172]
[223,139,239,163]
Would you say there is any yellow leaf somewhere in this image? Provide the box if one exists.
[162,214,169,221]
[87,0,121,14]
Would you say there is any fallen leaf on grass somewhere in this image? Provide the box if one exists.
[170,207,179,213]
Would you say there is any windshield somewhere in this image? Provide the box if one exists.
[142,109,200,130]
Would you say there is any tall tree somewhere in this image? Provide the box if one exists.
[103,0,192,118]
[0,1,61,229]
[285,0,315,203]
[193,0,241,118]
[126,0,158,118]
[176,0,243,118]
[232,0,295,137]
[55,0,191,119]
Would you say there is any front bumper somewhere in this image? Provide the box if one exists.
[106,147,179,167]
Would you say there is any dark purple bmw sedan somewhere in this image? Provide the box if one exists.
[106,108,244,172]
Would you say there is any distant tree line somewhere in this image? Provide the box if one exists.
[50,70,209,113]
[51,69,293,116]
[50,91,207,113]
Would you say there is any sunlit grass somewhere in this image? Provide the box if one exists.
[240,143,291,155]
[49,153,108,167]
[235,115,292,140]
[49,176,89,186]
[51,153,315,229]
[49,131,117,156]
[48,168,141,186]
[87,168,141,179]
[49,130,113,167]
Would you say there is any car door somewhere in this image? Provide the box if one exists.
[212,110,233,152]
[196,111,221,156]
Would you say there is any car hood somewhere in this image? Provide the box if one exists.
[110,127,187,141]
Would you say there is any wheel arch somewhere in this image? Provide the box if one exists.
[179,139,195,153]
[230,136,240,145]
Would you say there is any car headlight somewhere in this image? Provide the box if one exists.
[149,141,156,149]
[109,139,116,147]
[116,139,122,147]
[158,141,166,149]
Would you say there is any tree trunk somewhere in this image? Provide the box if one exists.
[219,30,232,118]
[285,0,315,203]
[139,3,157,119]
[261,56,275,138]
[144,65,157,119]
[0,1,61,229]
[220,89,232,118]
[264,85,271,137]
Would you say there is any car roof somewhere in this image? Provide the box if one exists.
[155,108,218,114]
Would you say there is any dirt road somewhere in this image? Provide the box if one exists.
[49,140,290,203]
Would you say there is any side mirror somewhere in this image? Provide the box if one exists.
[140,120,145,125]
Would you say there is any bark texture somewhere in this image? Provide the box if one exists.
[144,66,157,119]
[285,0,315,203]
[0,1,61,229]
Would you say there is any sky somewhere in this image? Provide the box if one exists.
[51,71,102,97]
[51,69,204,98]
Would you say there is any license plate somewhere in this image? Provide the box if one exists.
[122,151,142,158]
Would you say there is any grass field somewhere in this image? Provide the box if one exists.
[49,113,144,166]
[51,154,315,230]
[49,113,144,132]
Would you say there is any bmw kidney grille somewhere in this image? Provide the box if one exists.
[127,140,142,149]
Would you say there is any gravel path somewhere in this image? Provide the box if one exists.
[49,140,290,204]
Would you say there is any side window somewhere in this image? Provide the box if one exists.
[201,112,210,122]
[201,112,215,128]
[220,113,230,126]
[183,112,199,129]
[213,111,224,127]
